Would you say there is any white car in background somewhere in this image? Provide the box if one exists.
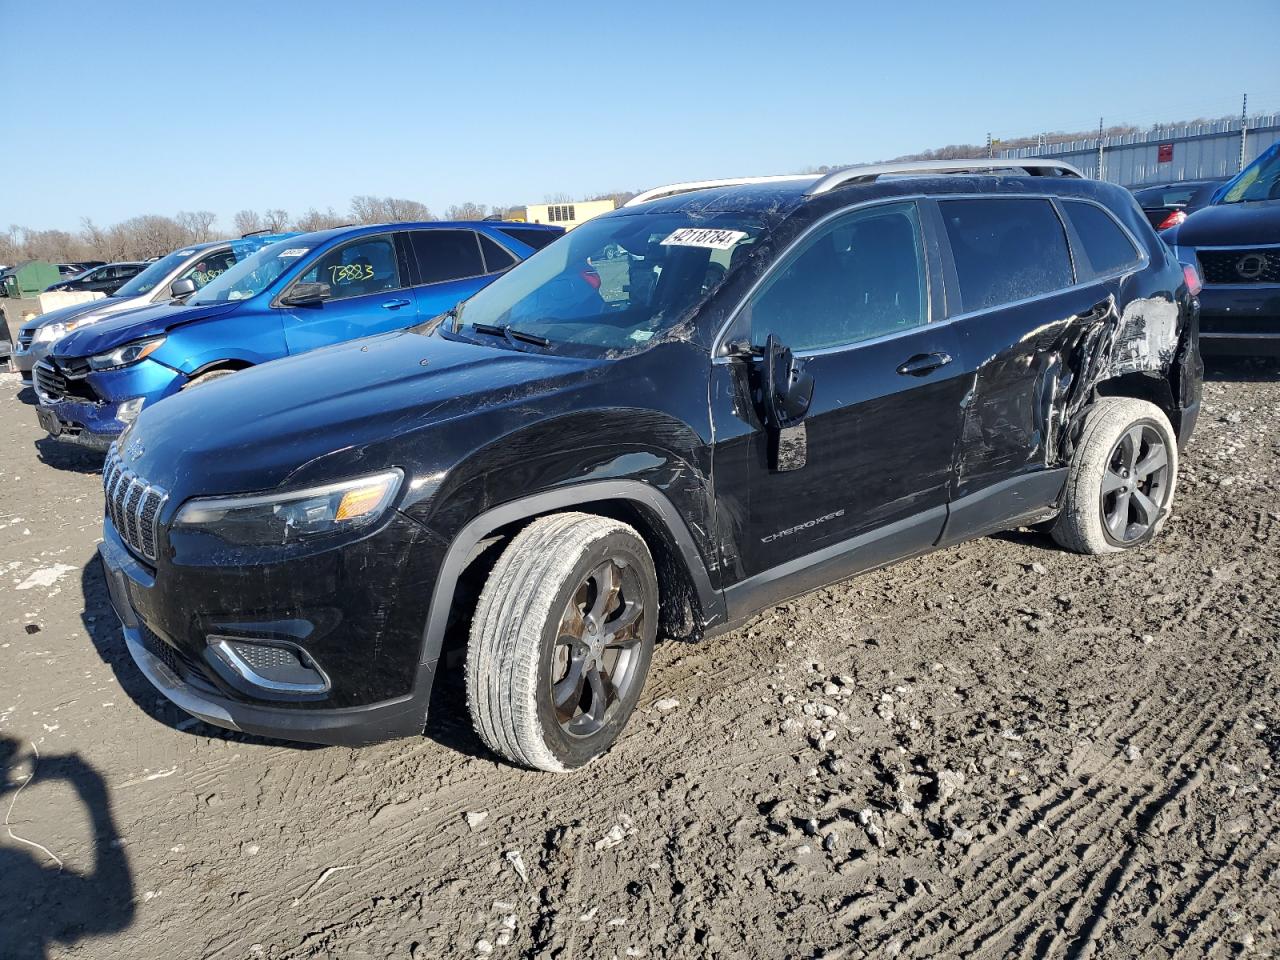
[11,237,275,385]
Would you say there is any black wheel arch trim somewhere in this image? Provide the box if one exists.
[187,358,253,380]
[416,479,726,667]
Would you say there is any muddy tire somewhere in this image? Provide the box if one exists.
[466,512,658,771]
[182,369,238,390]
[1051,397,1178,555]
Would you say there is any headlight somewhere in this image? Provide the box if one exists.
[173,469,404,546]
[34,322,67,343]
[89,336,166,371]
[35,314,105,344]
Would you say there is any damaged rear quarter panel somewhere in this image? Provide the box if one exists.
[951,229,1194,501]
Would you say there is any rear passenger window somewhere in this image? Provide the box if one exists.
[940,199,1073,312]
[498,227,559,251]
[745,201,927,352]
[478,233,518,273]
[410,230,485,284]
[1063,201,1141,279]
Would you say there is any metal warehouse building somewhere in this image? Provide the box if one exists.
[1000,113,1280,185]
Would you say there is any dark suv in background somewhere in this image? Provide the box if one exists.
[1163,142,1280,357]
[97,160,1201,771]
[1129,178,1226,231]
[46,261,147,295]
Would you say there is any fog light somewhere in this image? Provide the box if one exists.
[117,397,146,424]
[206,636,329,696]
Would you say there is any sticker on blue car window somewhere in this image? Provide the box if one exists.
[279,248,310,258]
[660,228,748,250]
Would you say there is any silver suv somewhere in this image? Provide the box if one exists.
[13,241,240,384]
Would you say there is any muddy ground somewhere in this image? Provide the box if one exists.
[1,362,1277,960]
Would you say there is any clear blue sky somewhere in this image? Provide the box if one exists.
[3,0,1278,232]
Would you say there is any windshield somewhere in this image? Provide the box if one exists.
[113,249,195,297]
[448,211,765,354]
[1220,145,1280,204]
[188,240,312,305]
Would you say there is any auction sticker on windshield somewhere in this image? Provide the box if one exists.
[279,248,310,258]
[660,228,748,250]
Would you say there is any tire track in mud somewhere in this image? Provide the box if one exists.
[850,682,1245,959]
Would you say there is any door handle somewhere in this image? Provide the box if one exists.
[896,352,952,377]
[381,298,412,309]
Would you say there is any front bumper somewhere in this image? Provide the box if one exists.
[14,339,48,380]
[97,510,440,747]
[34,357,178,445]
[1197,284,1280,356]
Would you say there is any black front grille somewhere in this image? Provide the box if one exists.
[103,447,169,562]
[34,359,98,403]
[1198,247,1280,285]
[138,622,213,687]
[34,361,68,400]
[139,622,181,676]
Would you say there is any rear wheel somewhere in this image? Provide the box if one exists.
[465,513,658,771]
[1051,398,1178,554]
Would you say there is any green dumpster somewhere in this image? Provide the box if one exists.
[1,260,61,298]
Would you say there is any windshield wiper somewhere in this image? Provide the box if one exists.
[471,322,551,348]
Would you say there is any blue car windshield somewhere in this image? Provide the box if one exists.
[188,241,313,305]
[113,249,195,297]
[1221,145,1280,204]
[447,211,765,355]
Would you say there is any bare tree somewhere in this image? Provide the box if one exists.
[543,191,575,203]
[293,207,346,232]
[262,209,290,233]
[176,210,218,243]
[233,209,263,235]
[446,202,488,221]
[349,195,433,224]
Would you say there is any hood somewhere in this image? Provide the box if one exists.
[20,296,124,335]
[52,299,241,359]
[1163,198,1280,248]
[122,329,599,497]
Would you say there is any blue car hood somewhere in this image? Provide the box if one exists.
[1164,198,1280,248]
[125,329,598,498]
[20,296,124,336]
[52,300,242,359]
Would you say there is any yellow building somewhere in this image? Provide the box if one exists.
[522,199,615,230]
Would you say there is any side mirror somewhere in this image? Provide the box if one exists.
[761,334,814,473]
[762,334,814,429]
[281,282,331,307]
[170,278,197,298]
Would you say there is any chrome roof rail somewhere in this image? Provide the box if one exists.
[624,175,817,207]
[806,158,1085,195]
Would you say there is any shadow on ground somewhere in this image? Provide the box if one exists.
[34,438,105,475]
[0,736,134,960]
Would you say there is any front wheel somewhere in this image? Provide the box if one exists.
[1051,398,1178,555]
[465,512,658,771]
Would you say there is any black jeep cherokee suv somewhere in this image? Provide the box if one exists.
[97,159,1202,770]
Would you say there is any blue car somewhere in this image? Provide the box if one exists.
[34,221,563,447]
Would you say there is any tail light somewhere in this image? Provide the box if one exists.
[1157,209,1187,231]
[1182,263,1202,297]
[580,264,601,291]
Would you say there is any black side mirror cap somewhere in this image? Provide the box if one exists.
[170,278,197,298]
[281,282,331,307]
[762,334,814,429]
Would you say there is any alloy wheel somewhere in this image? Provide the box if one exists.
[1100,423,1171,544]
[550,558,646,737]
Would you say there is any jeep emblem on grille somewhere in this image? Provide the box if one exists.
[126,438,145,461]
[1236,253,1266,280]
